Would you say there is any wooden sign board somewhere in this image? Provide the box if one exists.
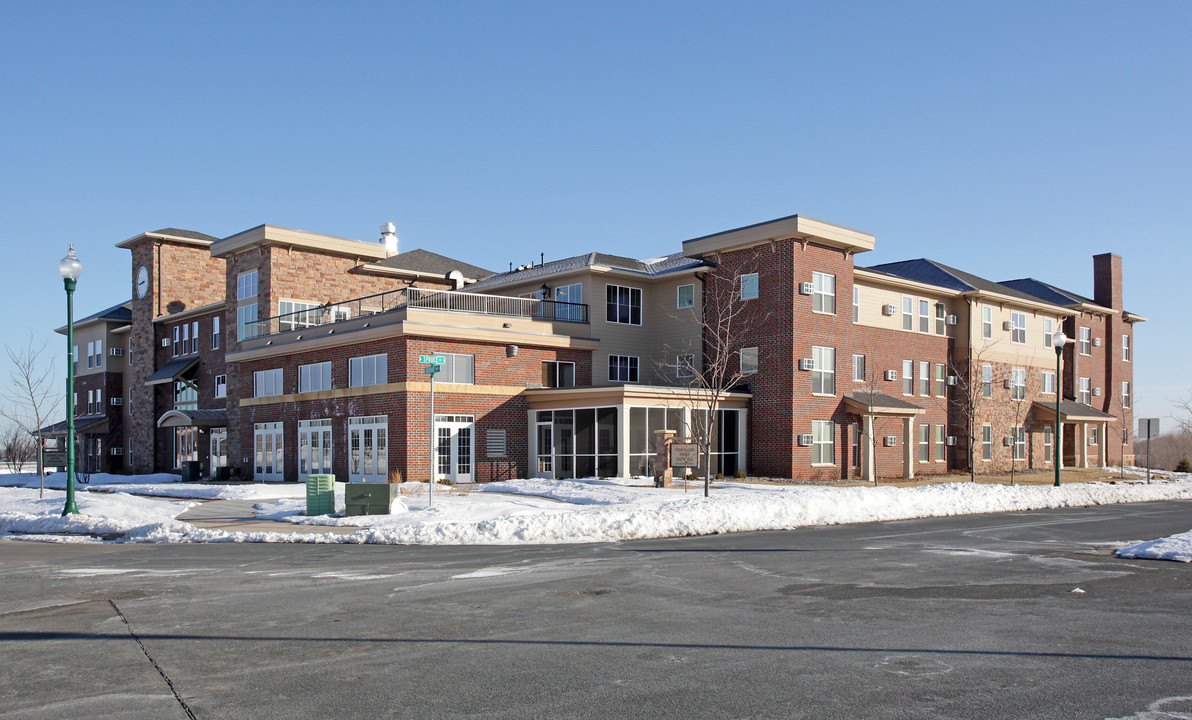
[669,443,700,467]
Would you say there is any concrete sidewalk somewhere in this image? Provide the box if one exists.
[177,498,363,535]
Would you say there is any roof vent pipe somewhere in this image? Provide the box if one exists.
[380,223,398,256]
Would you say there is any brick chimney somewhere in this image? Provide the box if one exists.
[1093,253,1122,310]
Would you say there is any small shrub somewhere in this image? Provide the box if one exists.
[1176,458,1192,473]
[686,472,698,480]
[734,471,747,479]
[714,473,723,480]
[387,469,404,484]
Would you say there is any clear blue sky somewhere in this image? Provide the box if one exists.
[1,1,1188,427]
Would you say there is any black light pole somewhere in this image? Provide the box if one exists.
[59,246,82,515]
[1053,331,1068,487]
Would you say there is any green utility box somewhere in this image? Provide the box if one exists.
[305,474,336,516]
[345,483,402,516]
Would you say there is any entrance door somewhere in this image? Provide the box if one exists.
[535,420,553,478]
[298,419,333,481]
[254,422,284,481]
[349,415,387,482]
[435,415,474,483]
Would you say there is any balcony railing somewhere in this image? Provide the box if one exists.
[244,286,588,340]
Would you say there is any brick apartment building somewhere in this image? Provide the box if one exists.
[50,214,1144,484]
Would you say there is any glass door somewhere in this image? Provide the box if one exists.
[434,414,474,483]
[298,419,333,481]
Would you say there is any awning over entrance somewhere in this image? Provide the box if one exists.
[37,416,109,437]
[1032,400,1115,423]
[157,409,228,428]
[843,391,926,417]
[146,356,199,386]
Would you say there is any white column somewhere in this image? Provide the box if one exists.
[1079,422,1089,468]
[737,408,748,474]
[863,414,875,484]
[617,405,631,479]
[1100,421,1108,467]
[903,417,914,480]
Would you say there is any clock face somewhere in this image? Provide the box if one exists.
[136,266,149,298]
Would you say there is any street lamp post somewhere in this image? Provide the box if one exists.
[59,246,82,516]
[1053,331,1067,488]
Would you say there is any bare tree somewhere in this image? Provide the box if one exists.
[939,349,994,483]
[0,334,62,497]
[0,422,37,474]
[661,251,766,496]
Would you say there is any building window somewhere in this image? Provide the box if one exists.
[1089,426,1100,446]
[935,363,946,396]
[852,286,860,323]
[299,362,332,393]
[1079,327,1091,355]
[554,283,583,321]
[349,354,388,388]
[982,306,993,339]
[1044,318,1053,348]
[739,273,759,301]
[982,365,993,399]
[279,299,322,332]
[254,421,284,481]
[812,347,835,395]
[919,424,930,462]
[902,296,914,331]
[902,360,914,396]
[935,425,945,462]
[1012,426,1026,460]
[609,355,639,383]
[212,316,221,349]
[86,341,94,369]
[1122,334,1131,361]
[852,354,866,383]
[1041,371,1056,395]
[433,352,475,384]
[238,270,258,300]
[812,272,835,314]
[677,284,694,309]
[811,420,834,465]
[935,303,946,335]
[919,300,930,333]
[172,326,181,357]
[253,368,283,398]
[543,361,576,387]
[982,424,992,461]
[1010,368,1026,401]
[72,345,78,373]
[606,285,642,325]
[1122,381,1131,408]
[1044,426,1053,462]
[1079,377,1091,404]
[741,347,759,375]
[675,355,695,379]
[215,374,227,398]
[348,415,388,482]
[1010,312,1026,344]
[919,360,930,396]
[237,270,259,341]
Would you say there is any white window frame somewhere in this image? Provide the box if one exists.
[1044,318,1053,348]
[1044,426,1053,462]
[237,303,258,341]
[253,368,283,398]
[852,354,866,383]
[739,273,759,301]
[935,302,946,335]
[212,316,221,349]
[919,360,930,396]
[1079,376,1091,404]
[919,299,930,333]
[902,296,914,331]
[676,354,695,379]
[1122,381,1131,408]
[935,363,946,397]
[214,374,227,399]
[237,270,258,300]
[982,424,993,461]
[982,365,993,399]
[677,284,695,309]
[608,355,639,383]
[348,415,388,483]
[982,306,993,339]
[1122,334,1131,361]
[349,354,388,388]
[1010,312,1027,344]
[554,283,583,322]
[298,362,333,393]
[542,360,577,387]
[1041,371,1056,395]
[606,284,643,325]
[934,425,945,462]
[812,272,835,314]
[902,360,914,396]
[918,424,930,462]
[812,346,835,395]
[1079,327,1091,355]
[811,420,834,466]
[433,352,475,384]
[1010,368,1026,401]
[279,299,322,332]
[1012,426,1027,461]
[852,286,860,323]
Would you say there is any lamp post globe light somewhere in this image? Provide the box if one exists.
[1053,330,1068,488]
[59,246,82,516]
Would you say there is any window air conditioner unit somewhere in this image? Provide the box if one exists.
[1092,337,1102,347]
[1003,437,1013,446]
[110,397,123,406]
[884,436,898,447]
[110,447,124,456]
[947,315,959,325]
[110,347,124,356]
[946,436,958,446]
[798,434,813,446]
[882,304,897,316]
[799,282,814,295]
[1093,387,1102,397]
[799,358,814,371]
[1002,321,1013,331]
[161,338,170,347]
[883,369,897,381]
[1088,436,1097,446]
[946,375,957,386]
[1003,379,1013,389]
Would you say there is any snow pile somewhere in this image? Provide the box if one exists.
[1115,530,1192,563]
[0,487,196,542]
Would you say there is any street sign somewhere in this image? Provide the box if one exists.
[423,365,440,375]
[419,355,446,365]
[1139,418,1161,440]
[669,443,700,467]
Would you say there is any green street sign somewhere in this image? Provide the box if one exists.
[424,365,440,375]
[419,355,447,365]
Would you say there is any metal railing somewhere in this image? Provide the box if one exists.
[244,287,588,339]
